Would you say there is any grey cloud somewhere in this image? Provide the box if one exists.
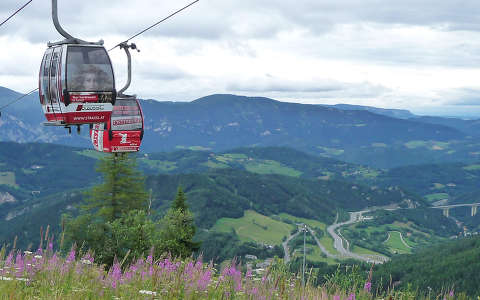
[4,0,480,45]
[137,64,191,81]
[444,88,480,106]
[227,77,390,99]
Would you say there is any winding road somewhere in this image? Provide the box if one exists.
[282,230,300,263]
[326,211,389,264]
[282,209,392,264]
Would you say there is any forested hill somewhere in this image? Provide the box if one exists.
[140,94,461,151]
[0,142,423,249]
[145,168,419,228]
[373,236,480,297]
[1,167,419,249]
[3,86,480,167]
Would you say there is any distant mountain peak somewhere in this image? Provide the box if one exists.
[192,94,282,105]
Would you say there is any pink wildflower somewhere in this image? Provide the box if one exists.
[66,248,75,263]
[15,252,24,276]
[197,269,212,290]
[248,287,259,296]
[364,281,372,293]
[347,293,356,300]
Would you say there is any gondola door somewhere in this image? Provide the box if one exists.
[41,46,65,123]
[49,47,64,121]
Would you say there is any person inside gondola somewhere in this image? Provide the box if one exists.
[70,64,112,91]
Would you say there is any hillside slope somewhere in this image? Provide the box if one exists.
[373,236,480,297]
[3,87,478,167]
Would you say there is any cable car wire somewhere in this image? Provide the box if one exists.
[108,0,200,51]
[0,88,38,114]
[0,0,34,28]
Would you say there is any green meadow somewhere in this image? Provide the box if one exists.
[211,210,295,245]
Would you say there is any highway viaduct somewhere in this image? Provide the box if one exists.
[431,203,480,217]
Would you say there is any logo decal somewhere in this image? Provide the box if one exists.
[76,104,104,111]
[120,133,128,144]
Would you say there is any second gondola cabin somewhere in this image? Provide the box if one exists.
[90,97,144,153]
[39,44,116,125]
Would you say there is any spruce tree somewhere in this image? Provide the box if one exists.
[63,153,153,265]
[82,153,148,221]
[158,186,201,258]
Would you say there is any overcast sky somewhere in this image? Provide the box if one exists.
[1,0,480,117]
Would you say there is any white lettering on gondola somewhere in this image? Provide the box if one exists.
[73,116,105,121]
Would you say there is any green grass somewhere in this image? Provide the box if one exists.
[76,150,106,159]
[343,167,380,179]
[21,168,36,174]
[404,140,427,149]
[350,245,383,256]
[275,213,327,231]
[211,210,295,245]
[291,244,338,265]
[463,164,480,171]
[425,193,449,202]
[317,146,344,156]
[175,145,211,151]
[319,235,339,256]
[215,153,248,163]
[142,159,177,171]
[404,140,450,150]
[384,231,412,254]
[0,172,16,187]
[274,213,339,256]
[345,221,437,254]
[244,160,302,177]
[202,160,229,169]
[432,183,445,189]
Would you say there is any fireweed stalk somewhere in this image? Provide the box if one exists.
[0,246,469,299]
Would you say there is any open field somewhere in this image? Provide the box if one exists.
[76,150,105,159]
[345,221,438,255]
[463,164,480,171]
[404,140,450,150]
[384,231,412,254]
[350,245,382,256]
[319,235,339,256]
[275,213,327,231]
[244,160,302,177]
[291,244,338,265]
[317,146,344,156]
[425,193,449,202]
[211,210,295,245]
[140,159,178,171]
[176,145,211,151]
[0,172,16,187]
[215,153,248,162]
[274,213,340,256]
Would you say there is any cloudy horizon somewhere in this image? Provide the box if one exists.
[1,0,480,117]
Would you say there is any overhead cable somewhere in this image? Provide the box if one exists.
[0,88,38,114]
[109,0,200,51]
[0,0,34,28]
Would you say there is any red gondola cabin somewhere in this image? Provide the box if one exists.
[39,44,116,125]
[90,97,144,153]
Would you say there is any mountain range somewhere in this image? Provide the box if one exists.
[2,86,480,168]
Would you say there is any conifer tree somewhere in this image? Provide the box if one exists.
[82,153,148,221]
[63,153,153,265]
[158,186,201,258]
